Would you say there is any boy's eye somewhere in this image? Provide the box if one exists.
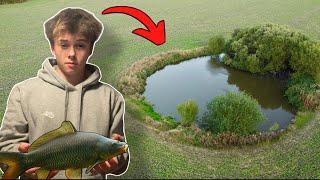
[76,44,86,49]
[60,43,68,49]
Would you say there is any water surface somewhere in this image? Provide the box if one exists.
[143,56,294,131]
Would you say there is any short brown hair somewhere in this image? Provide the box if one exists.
[44,8,103,46]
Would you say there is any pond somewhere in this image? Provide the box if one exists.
[143,56,295,131]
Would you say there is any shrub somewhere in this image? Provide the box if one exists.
[208,35,225,55]
[285,73,319,110]
[290,41,320,83]
[247,54,260,73]
[294,111,315,129]
[176,99,198,127]
[222,54,232,65]
[201,92,265,135]
[225,23,310,74]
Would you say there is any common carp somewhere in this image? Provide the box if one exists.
[0,121,128,179]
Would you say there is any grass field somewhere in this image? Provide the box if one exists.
[1,0,320,178]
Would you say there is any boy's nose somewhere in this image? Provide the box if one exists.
[68,47,76,59]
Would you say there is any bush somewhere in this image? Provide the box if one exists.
[222,54,232,65]
[208,35,225,55]
[247,54,260,73]
[290,41,320,83]
[201,92,265,135]
[176,99,198,127]
[285,73,319,110]
[225,23,310,74]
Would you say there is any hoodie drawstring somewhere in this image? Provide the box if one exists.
[79,87,85,131]
[64,88,69,122]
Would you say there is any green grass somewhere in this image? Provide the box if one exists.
[125,97,179,130]
[126,97,162,121]
[1,0,320,178]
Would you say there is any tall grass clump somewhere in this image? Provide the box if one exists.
[176,99,198,127]
[285,73,319,110]
[208,35,225,55]
[201,92,265,135]
[294,111,316,129]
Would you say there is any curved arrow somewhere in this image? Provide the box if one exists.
[102,6,166,46]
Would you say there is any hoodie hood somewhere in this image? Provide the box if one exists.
[37,58,101,90]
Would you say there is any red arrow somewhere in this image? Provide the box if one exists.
[102,6,166,46]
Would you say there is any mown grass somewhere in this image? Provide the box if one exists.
[1,0,320,178]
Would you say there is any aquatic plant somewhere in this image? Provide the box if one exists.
[268,122,280,132]
[176,99,198,127]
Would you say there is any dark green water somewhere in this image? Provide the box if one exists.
[143,56,294,131]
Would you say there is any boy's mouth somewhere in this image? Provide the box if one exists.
[65,62,77,65]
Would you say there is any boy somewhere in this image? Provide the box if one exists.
[0,8,129,179]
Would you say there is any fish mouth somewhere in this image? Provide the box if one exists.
[120,144,129,154]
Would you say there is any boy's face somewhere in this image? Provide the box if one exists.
[51,32,92,77]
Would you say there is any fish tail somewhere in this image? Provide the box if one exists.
[0,152,26,179]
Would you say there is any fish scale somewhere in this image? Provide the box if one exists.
[26,133,100,169]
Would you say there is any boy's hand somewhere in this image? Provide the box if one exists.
[90,134,123,175]
[18,143,59,179]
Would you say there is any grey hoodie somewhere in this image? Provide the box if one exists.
[0,58,129,179]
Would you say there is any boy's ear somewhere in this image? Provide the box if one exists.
[89,45,93,55]
[50,44,56,55]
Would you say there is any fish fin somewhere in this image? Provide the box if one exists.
[65,168,82,179]
[29,121,77,152]
[0,152,26,179]
[85,161,101,174]
[36,168,50,179]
